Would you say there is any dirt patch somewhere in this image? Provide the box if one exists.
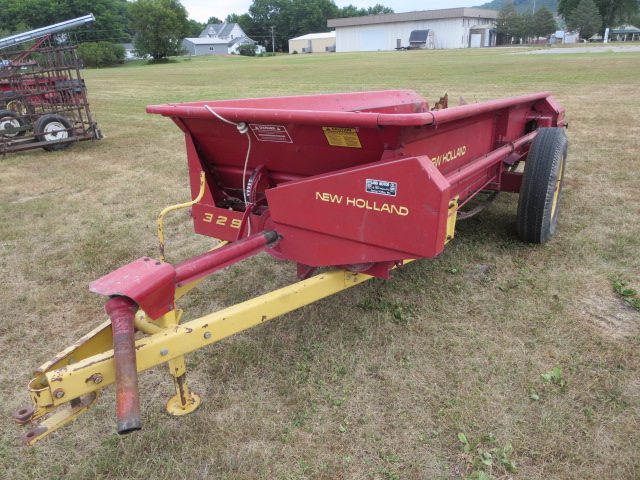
[580,295,640,339]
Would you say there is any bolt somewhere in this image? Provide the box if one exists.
[53,388,65,399]
[167,305,173,311]
[93,374,103,384]
[155,261,161,265]
[204,332,211,339]
[160,349,169,356]
[143,257,150,262]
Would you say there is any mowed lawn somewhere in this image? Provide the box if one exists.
[1,46,639,479]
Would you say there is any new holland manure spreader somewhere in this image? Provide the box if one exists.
[13,89,567,444]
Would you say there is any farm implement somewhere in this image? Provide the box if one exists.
[0,15,101,154]
[13,90,567,444]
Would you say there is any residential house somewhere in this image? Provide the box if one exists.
[182,22,264,56]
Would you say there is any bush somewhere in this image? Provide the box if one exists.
[237,44,258,57]
[78,42,126,68]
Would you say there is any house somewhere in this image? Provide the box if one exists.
[327,7,499,51]
[200,22,246,41]
[610,25,640,41]
[182,22,264,55]
[288,32,336,53]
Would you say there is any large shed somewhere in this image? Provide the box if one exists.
[288,32,336,53]
[327,7,498,51]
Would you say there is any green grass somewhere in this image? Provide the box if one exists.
[1,46,639,479]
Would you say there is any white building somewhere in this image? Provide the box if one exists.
[288,32,336,53]
[182,22,264,56]
[327,7,498,51]
[200,22,246,41]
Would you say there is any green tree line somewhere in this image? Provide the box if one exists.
[0,0,394,63]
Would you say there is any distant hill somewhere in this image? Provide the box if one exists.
[476,0,559,14]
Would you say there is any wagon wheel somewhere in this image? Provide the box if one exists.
[33,114,74,151]
[0,109,26,138]
[517,128,568,243]
[2,91,33,116]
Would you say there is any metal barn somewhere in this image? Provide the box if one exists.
[327,7,498,51]
[288,32,336,54]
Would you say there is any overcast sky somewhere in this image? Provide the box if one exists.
[181,1,484,24]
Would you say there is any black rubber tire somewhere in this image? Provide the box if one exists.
[33,114,74,151]
[517,128,568,243]
[0,109,25,138]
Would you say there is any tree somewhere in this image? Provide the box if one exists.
[339,3,393,17]
[187,19,205,36]
[559,0,639,28]
[497,2,525,42]
[226,13,256,37]
[245,0,393,51]
[78,41,126,67]
[206,16,222,24]
[0,0,131,43]
[286,0,340,39]
[365,4,394,15]
[532,5,558,37]
[566,0,603,37]
[238,44,258,56]
[128,0,190,61]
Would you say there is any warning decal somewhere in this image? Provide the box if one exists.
[322,127,362,148]
[250,124,292,143]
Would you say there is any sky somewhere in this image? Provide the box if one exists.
[181,1,484,24]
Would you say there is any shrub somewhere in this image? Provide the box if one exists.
[238,44,258,56]
[78,42,126,68]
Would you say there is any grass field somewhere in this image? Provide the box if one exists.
[1,45,639,480]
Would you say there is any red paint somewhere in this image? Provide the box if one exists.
[105,296,141,434]
[146,90,565,278]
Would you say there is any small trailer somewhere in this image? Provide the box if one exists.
[13,90,567,444]
[0,15,101,154]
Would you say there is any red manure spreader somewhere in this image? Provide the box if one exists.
[13,90,567,444]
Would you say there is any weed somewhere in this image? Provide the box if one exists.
[609,275,640,311]
[458,432,517,478]
[540,366,567,388]
[356,297,414,323]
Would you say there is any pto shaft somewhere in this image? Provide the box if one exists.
[105,296,141,434]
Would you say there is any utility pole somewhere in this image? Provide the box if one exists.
[270,26,275,54]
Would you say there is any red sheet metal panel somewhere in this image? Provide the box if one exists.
[265,155,450,265]
[147,90,565,272]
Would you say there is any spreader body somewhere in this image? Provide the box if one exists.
[148,90,565,275]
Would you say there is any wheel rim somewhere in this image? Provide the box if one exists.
[0,116,21,138]
[6,99,27,116]
[42,121,69,141]
[550,152,566,220]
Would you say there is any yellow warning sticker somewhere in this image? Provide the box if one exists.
[322,127,362,148]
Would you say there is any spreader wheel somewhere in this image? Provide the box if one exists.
[33,114,74,151]
[0,109,25,138]
[517,128,568,243]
